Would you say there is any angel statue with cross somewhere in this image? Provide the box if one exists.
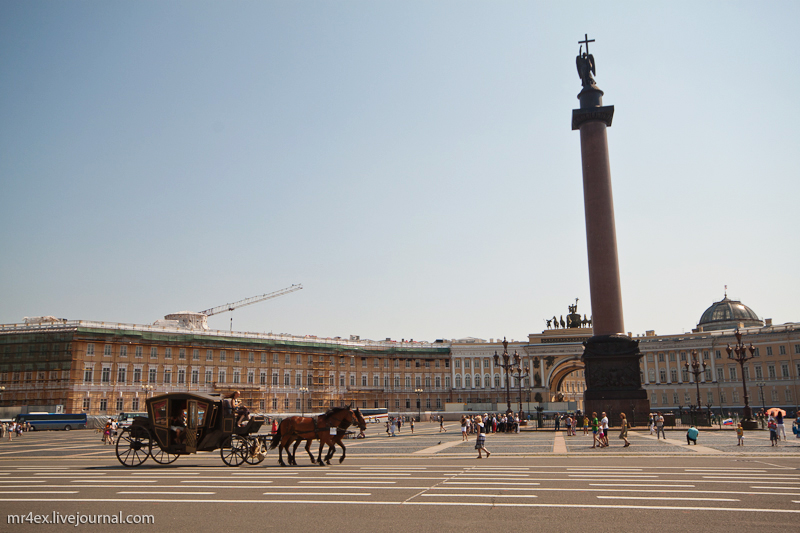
[576,33,597,88]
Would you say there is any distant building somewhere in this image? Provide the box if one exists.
[1,294,797,417]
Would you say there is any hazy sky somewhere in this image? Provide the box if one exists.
[2,2,798,342]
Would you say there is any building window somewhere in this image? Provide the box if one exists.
[405,376,411,388]
[658,353,664,362]
[164,369,172,384]
[234,351,241,363]
[374,359,379,368]
[786,389,793,402]
[672,393,678,404]
[272,373,278,386]
[425,376,431,388]
[132,397,140,411]
[373,375,379,387]
[179,349,186,360]
[150,347,158,359]
[273,353,279,364]
[463,359,469,369]
[715,350,721,359]
[120,346,128,358]
[149,368,157,383]
[87,344,95,356]
[781,363,790,379]
[455,376,462,388]
[732,389,739,403]
[218,370,226,384]
[177,369,185,384]
[755,366,763,379]
[248,371,254,384]
[670,369,677,382]
[205,370,212,384]
[220,351,226,362]
[284,373,290,386]
[704,368,712,381]
[99,399,107,411]
[117,367,127,383]
[165,348,172,359]
[261,353,267,364]
[771,389,779,403]
[193,349,200,361]
[394,376,400,388]
[361,375,367,387]
[272,398,277,410]
[261,372,267,385]
[206,350,213,361]
[768,366,776,379]
[191,370,199,384]
[729,367,737,380]
[435,376,441,388]
[248,352,254,363]
[83,367,93,383]
[719,390,726,403]
[464,375,471,388]
[133,368,141,383]
[445,376,451,388]
[716,367,724,381]
[101,367,111,383]
[669,353,676,362]
[361,358,367,368]
[104,345,112,357]
[494,375,500,387]
[651,393,657,405]
[405,360,410,368]
[135,346,143,358]
[766,346,773,356]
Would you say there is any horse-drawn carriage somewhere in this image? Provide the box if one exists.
[115,392,269,467]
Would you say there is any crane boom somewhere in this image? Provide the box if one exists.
[199,284,303,317]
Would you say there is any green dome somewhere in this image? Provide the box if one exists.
[698,295,763,331]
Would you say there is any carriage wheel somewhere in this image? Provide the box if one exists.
[115,427,151,468]
[220,435,248,467]
[150,439,179,465]
[243,437,266,465]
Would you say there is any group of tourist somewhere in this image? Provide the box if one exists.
[0,421,28,440]
[101,418,118,445]
[385,416,413,436]
[459,413,520,441]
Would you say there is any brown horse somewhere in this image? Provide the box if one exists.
[269,405,365,466]
[292,407,367,465]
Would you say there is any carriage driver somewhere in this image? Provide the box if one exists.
[225,390,251,427]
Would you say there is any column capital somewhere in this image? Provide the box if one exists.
[572,105,614,130]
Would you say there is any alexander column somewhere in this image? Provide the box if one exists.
[572,35,649,421]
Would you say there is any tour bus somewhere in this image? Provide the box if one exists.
[117,411,148,429]
[360,408,389,424]
[14,412,87,431]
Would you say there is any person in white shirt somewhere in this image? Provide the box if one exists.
[600,412,609,447]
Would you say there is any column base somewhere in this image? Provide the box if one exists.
[582,334,650,426]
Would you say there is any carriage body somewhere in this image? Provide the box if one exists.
[117,392,266,467]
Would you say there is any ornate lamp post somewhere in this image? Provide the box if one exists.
[493,338,519,414]
[299,387,308,416]
[726,329,757,427]
[685,350,707,425]
[414,388,423,422]
[141,384,154,398]
[513,363,530,419]
[0,385,4,407]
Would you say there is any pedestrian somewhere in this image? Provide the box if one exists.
[583,415,589,436]
[396,418,401,434]
[390,417,397,437]
[271,418,278,435]
[649,414,655,435]
[460,416,468,441]
[656,412,666,440]
[736,422,744,446]
[410,418,415,434]
[591,412,600,448]
[776,411,786,440]
[554,413,560,432]
[474,415,490,458]
[686,425,699,445]
[439,416,446,432]
[600,412,610,447]
[620,413,630,447]
[768,417,779,446]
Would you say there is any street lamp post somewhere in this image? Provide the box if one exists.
[756,381,767,413]
[726,329,757,427]
[141,384,153,398]
[299,387,308,416]
[513,364,530,420]
[493,338,519,415]
[414,388,423,422]
[685,349,707,425]
[0,385,5,407]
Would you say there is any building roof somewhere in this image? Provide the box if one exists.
[697,294,763,331]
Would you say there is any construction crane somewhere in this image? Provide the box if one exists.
[161,284,303,331]
[199,284,303,331]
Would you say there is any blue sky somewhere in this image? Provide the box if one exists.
[1,2,798,342]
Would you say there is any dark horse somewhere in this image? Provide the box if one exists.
[269,405,366,466]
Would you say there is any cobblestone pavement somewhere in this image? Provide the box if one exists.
[1,421,798,460]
